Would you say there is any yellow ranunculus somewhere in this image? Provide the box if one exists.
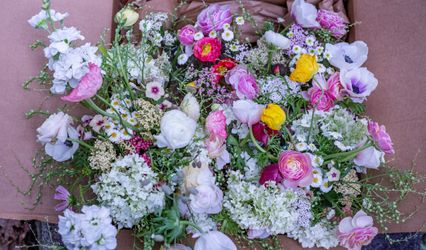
[261,104,286,130]
[289,54,318,83]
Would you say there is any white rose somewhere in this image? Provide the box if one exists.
[232,100,264,126]
[354,146,384,169]
[291,0,320,28]
[194,231,237,250]
[155,110,196,149]
[264,31,290,49]
[37,112,73,143]
[340,67,378,103]
[180,93,200,121]
[325,41,368,70]
[190,184,223,214]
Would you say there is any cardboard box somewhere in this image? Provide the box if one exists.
[0,0,425,249]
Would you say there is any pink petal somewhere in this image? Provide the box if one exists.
[61,63,102,102]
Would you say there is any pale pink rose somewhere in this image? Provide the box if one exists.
[316,9,348,38]
[278,150,313,188]
[326,72,344,100]
[232,100,264,126]
[178,24,196,45]
[225,65,258,100]
[196,4,232,34]
[338,210,378,250]
[307,86,335,111]
[368,121,395,155]
[61,63,102,102]
[206,110,227,139]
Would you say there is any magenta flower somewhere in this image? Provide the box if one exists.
[251,122,279,145]
[206,110,227,140]
[196,4,232,34]
[326,72,344,100]
[53,185,71,212]
[61,63,102,102]
[225,65,258,100]
[259,163,283,185]
[316,10,348,38]
[338,210,378,250]
[278,150,313,188]
[178,24,197,45]
[368,121,395,154]
[307,87,335,111]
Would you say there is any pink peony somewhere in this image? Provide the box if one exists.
[338,210,378,250]
[307,86,335,111]
[196,4,232,34]
[368,121,395,155]
[206,110,227,139]
[61,63,102,102]
[278,150,313,188]
[317,10,348,38]
[178,24,196,45]
[193,37,222,62]
[225,65,258,100]
[259,163,283,185]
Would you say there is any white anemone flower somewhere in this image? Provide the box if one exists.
[291,0,320,28]
[340,67,378,103]
[325,41,368,70]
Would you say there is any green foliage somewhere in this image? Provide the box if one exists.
[339,98,366,115]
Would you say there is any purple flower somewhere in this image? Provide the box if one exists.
[316,10,348,38]
[225,65,258,100]
[196,4,232,34]
[178,24,196,45]
[368,121,395,154]
[54,185,71,212]
[340,67,378,103]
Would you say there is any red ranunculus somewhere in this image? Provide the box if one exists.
[212,58,236,83]
[259,163,282,185]
[251,122,279,145]
[193,37,222,62]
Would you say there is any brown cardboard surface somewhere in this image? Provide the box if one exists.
[349,0,426,233]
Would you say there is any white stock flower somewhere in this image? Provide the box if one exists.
[325,41,368,70]
[194,231,237,250]
[264,31,290,49]
[190,184,223,214]
[340,67,378,103]
[291,0,320,28]
[155,110,197,149]
[28,9,69,29]
[180,93,200,121]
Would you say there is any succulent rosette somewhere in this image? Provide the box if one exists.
[26,1,424,250]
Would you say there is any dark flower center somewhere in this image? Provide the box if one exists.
[344,55,353,63]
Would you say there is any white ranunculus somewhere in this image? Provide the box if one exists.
[263,31,290,49]
[37,112,73,143]
[45,126,79,162]
[182,162,215,192]
[325,41,368,70]
[232,100,264,126]
[340,67,378,103]
[190,184,223,214]
[155,110,197,149]
[194,231,237,250]
[291,0,320,28]
[180,93,200,121]
[354,146,384,169]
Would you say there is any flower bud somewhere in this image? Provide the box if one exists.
[115,8,139,27]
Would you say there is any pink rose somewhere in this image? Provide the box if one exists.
[326,72,344,100]
[225,65,258,100]
[338,210,378,250]
[278,150,313,188]
[206,110,227,139]
[307,86,335,111]
[317,10,348,38]
[196,4,232,34]
[368,121,395,155]
[178,25,196,45]
[61,63,102,102]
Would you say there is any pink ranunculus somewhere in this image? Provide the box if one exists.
[61,63,102,102]
[206,110,227,139]
[368,121,395,155]
[326,72,344,100]
[196,4,232,34]
[205,135,226,158]
[338,210,378,250]
[317,9,348,38]
[225,65,258,100]
[278,150,313,188]
[178,24,196,45]
[259,163,283,185]
[307,86,335,111]
[232,100,264,126]
[193,37,222,62]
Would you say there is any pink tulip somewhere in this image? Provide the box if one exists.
[368,121,395,154]
[338,210,378,250]
[61,63,102,102]
[206,110,227,139]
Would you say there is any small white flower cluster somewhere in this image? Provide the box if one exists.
[224,171,303,235]
[240,152,260,179]
[259,76,301,103]
[139,12,169,46]
[91,154,165,228]
[28,9,102,94]
[58,205,118,250]
[287,220,339,249]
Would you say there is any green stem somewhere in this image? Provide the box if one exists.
[307,77,324,143]
[67,138,93,150]
[249,126,278,162]
[324,142,372,161]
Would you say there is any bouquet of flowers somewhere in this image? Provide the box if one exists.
[26,0,425,249]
